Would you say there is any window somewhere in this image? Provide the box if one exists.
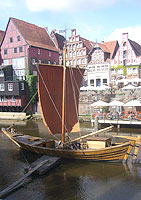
[123,42,126,47]
[4,49,7,55]
[90,79,94,86]
[11,96,16,102]
[10,37,13,43]
[49,52,51,57]
[38,49,40,55]
[98,54,102,60]
[0,84,5,91]
[133,68,137,73]
[14,48,17,53]
[111,69,116,74]
[105,65,108,71]
[3,59,9,65]
[118,68,123,75]
[20,82,24,90]
[0,70,4,77]
[123,59,127,66]
[82,59,86,64]
[8,83,13,91]
[32,59,36,65]
[17,35,20,41]
[101,65,104,71]
[19,47,23,52]
[0,96,7,102]
[103,79,107,84]
[97,66,100,71]
[123,50,127,58]
[48,61,50,64]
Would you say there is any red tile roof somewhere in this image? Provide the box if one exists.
[98,43,110,53]
[11,18,58,52]
[80,36,95,52]
[103,40,119,59]
[0,30,4,44]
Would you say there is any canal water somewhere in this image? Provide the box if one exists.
[0,120,141,200]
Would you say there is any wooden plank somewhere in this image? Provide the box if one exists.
[27,155,61,175]
[132,144,140,163]
[122,141,135,162]
[0,159,48,198]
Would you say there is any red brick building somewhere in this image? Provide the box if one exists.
[0,17,59,80]
[0,18,59,112]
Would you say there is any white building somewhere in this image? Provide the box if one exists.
[87,41,119,87]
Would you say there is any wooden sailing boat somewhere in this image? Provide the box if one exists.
[1,54,137,162]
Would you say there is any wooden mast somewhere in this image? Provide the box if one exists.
[62,47,66,144]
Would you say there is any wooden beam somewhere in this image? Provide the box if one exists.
[65,125,113,144]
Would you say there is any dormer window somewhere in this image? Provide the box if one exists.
[10,37,13,43]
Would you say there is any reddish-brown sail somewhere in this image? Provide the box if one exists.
[38,64,84,135]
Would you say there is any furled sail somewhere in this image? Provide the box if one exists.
[38,64,84,135]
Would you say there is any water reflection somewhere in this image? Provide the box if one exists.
[0,120,141,200]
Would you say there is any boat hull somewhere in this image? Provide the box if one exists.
[2,129,135,162]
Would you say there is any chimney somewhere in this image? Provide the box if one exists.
[122,33,128,42]
[71,29,76,36]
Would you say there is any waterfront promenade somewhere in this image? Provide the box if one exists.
[91,118,141,126]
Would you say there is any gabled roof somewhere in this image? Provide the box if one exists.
[128,39,141,57]
[0,30,4,45]
[51,32,66,51]
[98,43,110,53]
[2,17,58,52]
[103,40,119,59]
[80,36,95,51]
[89,40,119,59]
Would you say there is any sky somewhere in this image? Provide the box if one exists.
[0,0,141,45]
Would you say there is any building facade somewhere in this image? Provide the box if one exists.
[51,30,66,65]
[110,33,141,84]
[0,65,28,111]
[87,41,119,87]
[0,18,59,81]
[0,30,4,66]
[0,18,59,112]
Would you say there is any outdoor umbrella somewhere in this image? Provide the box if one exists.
[108,100,124,113]
[123,100,141,113]
[90,100,109,107]
[122,84,137,90]
[108,100,124,106]
[123,100,141,107]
